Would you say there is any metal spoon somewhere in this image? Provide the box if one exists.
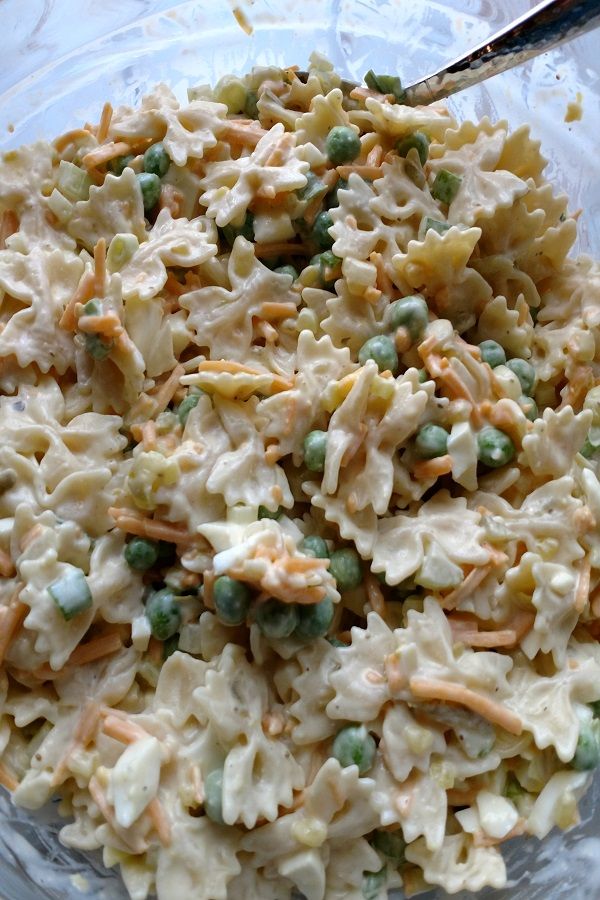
[299,0,600,105]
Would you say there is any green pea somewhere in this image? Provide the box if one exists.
[329,548,362,592]
[370,830,406,862]
[311,210,335,251]
[124,536,160,571]
[177,392,201,426]
[295,596,335,640]
[303,430,328,472]
[479,340,506,369]
[325,126,361,165]
[300,535,329,559]
[518,395,538,422]
[477,426,515,468]
[145,588,182,641]
[506,358,536,395]
[389,296,428,340]
[258,505,282,519]
[136,172,161,212]
[109,154,134,176]
[358,335,398,374]
[256,598,298,639]
[143,142,170,178]
[204,768,225,824]
[414,423,449,459]
[572,719,600,771]
[417,368,428,383]
[431,168,462,204]
[364,70,405,102]
[84,333,113,360]
[274,264,298,280]
[332,724,376,774]
[396,132,430,166]
[325,177,349,209]
[244,90,259,120]
[328,637,346,648]
[213,575,251,626]
[221,211,254,247]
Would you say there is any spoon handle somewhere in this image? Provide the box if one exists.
[404,0,600,105]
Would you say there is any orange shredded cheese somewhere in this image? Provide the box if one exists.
[0,760,19,792]
[0,547,15,577]
[575,558,591,612]
[96,102,113,144]
[0,591,27,666]
[108,507,196,546]
[336,164,384,180]
[412,454,453,480]
[259,301,298,320]
[82,140,131,170]
[409,676,523,735]
[59,270,96,331]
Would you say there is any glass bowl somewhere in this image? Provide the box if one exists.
[0,1,598,897]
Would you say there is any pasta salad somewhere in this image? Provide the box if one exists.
[0,52,600,899]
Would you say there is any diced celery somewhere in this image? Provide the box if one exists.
[57,160,92,202]
[47,188,73,224]
[48,567,93,621]
[107,233,140,271]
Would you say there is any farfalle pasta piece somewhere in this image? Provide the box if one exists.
[258,330,356,461]
[392,225,491,329]
[520,407,592,478]
[371,492,490,586]
[321,278,389,353]
[0,244,82,373]
[288,638,338,744]
[396,770,448,851]
[183,360,293,400]
[505,644,600,762]
[155,813,241,899]
[205,396,293,510]
[110,85,228,166]
[380,703,446,783]
[515,555,579,667]
[295,88,352,155]
[199,123,308,226]
[304,480,379,558]
[406,832,507,893]
[359,97,456,141]
[329,161,438,276]
[119,209,218,302]
[476,294,534,360]
[68,167,147,251]
[125,295,181,379]
[326,612,395,721]
[181,237,299,362]
[428,119,529,227]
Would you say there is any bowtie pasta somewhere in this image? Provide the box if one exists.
[1,52,600,900]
